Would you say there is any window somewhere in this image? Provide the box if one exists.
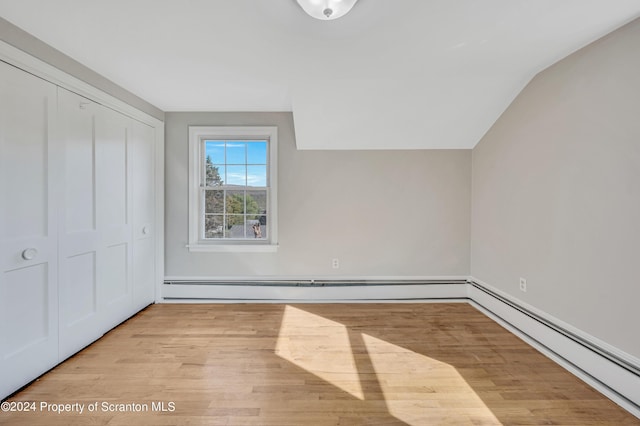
[188,126,277,252]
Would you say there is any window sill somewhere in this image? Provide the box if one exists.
[186,243,279,253]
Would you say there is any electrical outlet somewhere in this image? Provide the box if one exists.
[519,277,527,292]
[332,258,340,269]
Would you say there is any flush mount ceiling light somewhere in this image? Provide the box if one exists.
[295,0,359,20]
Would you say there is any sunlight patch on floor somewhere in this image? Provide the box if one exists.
[274,306,502,424]
[362,333,501,425]
[275,305,364,400]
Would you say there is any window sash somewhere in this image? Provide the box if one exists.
[199,139,270,242]
[201,139,269,189]
[200,187,269,241]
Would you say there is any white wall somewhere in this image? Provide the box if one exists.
[165,112,471,278]
[471,18,640,358]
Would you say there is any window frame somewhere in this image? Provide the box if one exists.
[187,126,278,252]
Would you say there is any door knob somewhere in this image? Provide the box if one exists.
[21,248,38,260]
[142,226,149,235]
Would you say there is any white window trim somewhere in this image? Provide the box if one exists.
[187,126,278,252]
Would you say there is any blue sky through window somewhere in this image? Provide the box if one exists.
[226,142,245,164]
[205,140,267,187]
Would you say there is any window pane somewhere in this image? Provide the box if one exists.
[226,165,246,186]
[205,141,225,164]
[204,215,223,238]
[247,190,267,239]
[226,215,245,238]
[226,142,246,164]
[247,219,266,239]
[216,165,226,186]
[226,190,245,214]
[246,190,267,217]
[205,190,224,213]
[247,141,267,164]
[247,165,267,187]
[205,164,224,187]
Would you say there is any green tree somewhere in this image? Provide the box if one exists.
[246,195,259,215]
[225,193,260,215]
[226,193,245,214]
[205,155,223,186]
[225,192,260,229]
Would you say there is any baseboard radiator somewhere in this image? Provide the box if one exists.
[162,279,469,302]
[468,280,640,418]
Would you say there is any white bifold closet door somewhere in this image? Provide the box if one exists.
[130,119,156,311]
[58,89,133,359]
[0,62,59,396]
[0,59,156,399]
[58,88,155,360]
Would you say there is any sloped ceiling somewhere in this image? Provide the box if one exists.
[1,0,639,149]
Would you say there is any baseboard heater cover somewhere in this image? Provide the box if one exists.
[468,280,640,417]
[164,279,469,286]
[162,279,469,301]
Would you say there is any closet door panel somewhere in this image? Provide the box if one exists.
[96,113,127,230]
[58,89,102,360]
[64,104,95,233]
[103,243,128,305]
[64,252,97,325]
[3,265,49,352]
[0,61,58,398]
[133,238,155,309]
[131,121,156,309]
[95,106,133,329]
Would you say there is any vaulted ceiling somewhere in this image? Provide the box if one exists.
[1,1,639,149]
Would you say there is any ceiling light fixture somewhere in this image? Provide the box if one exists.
[295,0,359,20]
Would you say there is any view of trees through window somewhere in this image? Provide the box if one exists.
[202,140,268,240]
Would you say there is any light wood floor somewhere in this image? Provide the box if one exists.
[1,303,638,425]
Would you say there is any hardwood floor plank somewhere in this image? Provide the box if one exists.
[1,303,638,425]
